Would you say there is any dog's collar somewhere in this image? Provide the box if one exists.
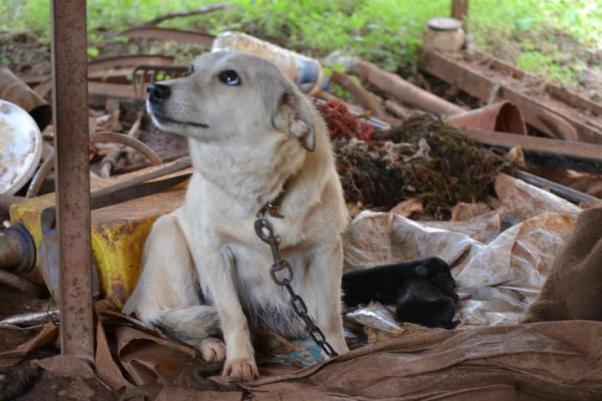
[258,183,288,219]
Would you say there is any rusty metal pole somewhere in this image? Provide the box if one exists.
[451,0,469,22]
[51,0,94,360]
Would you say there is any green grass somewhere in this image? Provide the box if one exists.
[1,0,601,87]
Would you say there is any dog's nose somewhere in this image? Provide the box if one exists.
[147,83,171,103]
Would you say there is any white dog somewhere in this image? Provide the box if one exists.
[123,51,349,381]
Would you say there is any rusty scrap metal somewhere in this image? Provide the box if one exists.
[0,68,52,130]
[384,99,411,120]
[0,224,36,272]
[91,132,162,165]
[352,59,464,116]
[27,133,163,196]
[120,26,214,46]
[26,154,54,198]
[422,50,602,143]
[0,195,24,216]
[445,101,527,135]
[546,84,602,117]
[473,50,602,118]
[0,309,60,328]
[51,0,94,360]
[88,81,139,100]
[88,54,175,73]
[515,170,598,205]
[330,71,383,117]
[460,128,602,174]
[132,65,188,98]
[451,0,469,21]
[93,131,162,177]
[0,270,48,299]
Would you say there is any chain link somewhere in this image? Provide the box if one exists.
[254,214,338,358]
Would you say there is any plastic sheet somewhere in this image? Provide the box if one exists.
[343,209,577,326]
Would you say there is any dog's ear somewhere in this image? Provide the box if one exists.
[272,90,316,151]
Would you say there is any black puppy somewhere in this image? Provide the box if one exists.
[395,278,459,329]
[342,257,459,329]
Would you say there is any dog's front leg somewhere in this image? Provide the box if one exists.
[191,245,258,381]
[306,239,349,356]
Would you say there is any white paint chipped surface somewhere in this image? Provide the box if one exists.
[0,100,42,195]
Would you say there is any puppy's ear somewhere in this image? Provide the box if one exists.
[272,90,316,151]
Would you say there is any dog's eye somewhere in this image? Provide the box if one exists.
[218,70,241,86]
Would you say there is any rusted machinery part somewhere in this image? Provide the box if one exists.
[0,224,36,272]
[26,132,163,197]
[537,109,578,141]
[99,114,144,178]
[330,71,383,117]
[515,170,598,205]
[0,270,48,298]
[100,149,129,178]
[0,195,24,216]
[93,131,163,178]
[352,59,464,116]
[26,153,55,198]
[445,101,527,135]
[92,131,162,165]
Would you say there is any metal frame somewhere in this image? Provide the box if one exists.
[51,0,94,360]
[451,0,468,21]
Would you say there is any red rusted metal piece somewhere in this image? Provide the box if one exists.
[446,101,527,135]
[460,128,602,174]
[422,50,602,143]
[120,27,214,46]
[352,59,463,116]
[87,54,175,73]
[451,0,469,22]
[51,0,94,361]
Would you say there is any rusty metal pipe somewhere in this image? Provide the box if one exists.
[0,270,48,299]
[0,229,24,269]
[0,224,36,272]
[351,60,464,116]
[51,0,94,361]
[0,195,24,216]
[26,153,55,198]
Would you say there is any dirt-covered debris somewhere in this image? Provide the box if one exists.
[334,115,508,217]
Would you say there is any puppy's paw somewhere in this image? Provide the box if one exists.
[199,337,226,362]
[223,357,259,381]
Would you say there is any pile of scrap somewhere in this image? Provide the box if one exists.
[1,14,602,401]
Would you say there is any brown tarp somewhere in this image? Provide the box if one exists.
[2,299,602,400]
[526,207,602,322]
[244,321,602,401]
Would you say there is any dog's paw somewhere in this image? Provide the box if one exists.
[223,357,259,381]
[199,337,226,362]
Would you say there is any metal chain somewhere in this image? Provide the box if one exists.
[254,214,338,358]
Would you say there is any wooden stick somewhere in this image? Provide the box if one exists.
[145,4,227,26]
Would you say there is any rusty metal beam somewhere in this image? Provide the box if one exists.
[87,54,174,72]
[88,81,140,99]
[352,59,463,116]
[462,128,602,174]
[451,0,469,21]
[422,50,602,144]
[51,0,94,360]
[120,27,214,46]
